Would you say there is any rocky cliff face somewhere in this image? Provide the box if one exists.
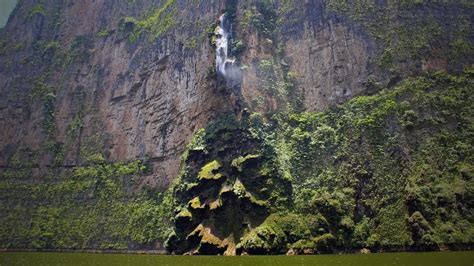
[0,0,472,253]
[1,0,471,184]
[0,0,233,189]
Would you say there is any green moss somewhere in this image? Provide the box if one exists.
[198,160,222,180]
[238,214,287,253]
[27,4,45,19]
[231,154,260,172]
[0,159,173,249]
[28,75,57,136]
[5,67,470,252]
[238,213,320,253]
[177,208,192,219]
[29,78,55,102]
[67,115,83,137]
[184,37,197,49]
[120,0,177,42]
[373,201,413,246]
[63,35,94,67]
[83,153,105,164]
[37,40,60,55]
[323,0,472,70]
[169,67,472,254]
[189,197,203,209]
[166,113,293,254]
[283,68,474,250]
[189,224,225,249]
[96,28,111,38]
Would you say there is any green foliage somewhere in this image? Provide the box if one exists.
[27,4,45,19]
[36,40,61,56]
[184,37,197,49]
[241,1,276,36]
[254,56,301,113]
[198,160,222,180]
[238,213,332,254]
[1,31,472,253]
[45,140,64,166]
[0,150,37,180]
[238,214,288,253]
[119,0,177,42]
[281,68,474,250]
[240,0,303,38]
[64,35,95,67]
[96,28,111,38]
[231,39,245,55]
[29,81,54,102]
[372,201,413,247]
[231,154,261,172]
[352,217,371,247]
[29,76,57,136]
[323,0,473,70]
[164,67,470,254]
[67,115,83,137]
[0,159,173,249]
[167,113,291,255]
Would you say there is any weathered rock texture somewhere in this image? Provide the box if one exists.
[0,0,472,251]
[1,0,472,184]
[237,1,375,113]
[0,0,233,189]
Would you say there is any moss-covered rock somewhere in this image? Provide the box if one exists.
[198,160,223,180]
[167,114,289,255]
[168,68,474,254]
[231,154,261,172]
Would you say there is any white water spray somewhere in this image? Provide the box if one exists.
[215,13,236,77]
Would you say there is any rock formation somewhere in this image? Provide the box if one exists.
[0,0,472,254]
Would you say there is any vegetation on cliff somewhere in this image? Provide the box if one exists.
[323,0,473,71]
[0,67,472,254]
[164,68,474,254]
[44,67,464,255]
[0,0,472,255]
[0,157,173,250]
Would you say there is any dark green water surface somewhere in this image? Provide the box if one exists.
[0,251,473,266]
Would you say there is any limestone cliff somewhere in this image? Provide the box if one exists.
[0,0,472,253]
[1,1,239,194]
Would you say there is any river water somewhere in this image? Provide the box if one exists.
[1,251,473,266]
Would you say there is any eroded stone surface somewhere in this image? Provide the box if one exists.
[0,0,470,189]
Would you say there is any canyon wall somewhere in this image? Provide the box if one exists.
[0,0,472,252]
[1,0,471,184]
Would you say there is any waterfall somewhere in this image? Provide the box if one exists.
[215,13,236,77]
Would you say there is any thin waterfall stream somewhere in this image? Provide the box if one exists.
[215,13,239,82]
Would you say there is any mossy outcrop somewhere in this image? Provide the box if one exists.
[166,115,291,255]
[166,69,474,255]
[0,0,472,254]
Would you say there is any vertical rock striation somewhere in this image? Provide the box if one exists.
[0,0,472,252]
